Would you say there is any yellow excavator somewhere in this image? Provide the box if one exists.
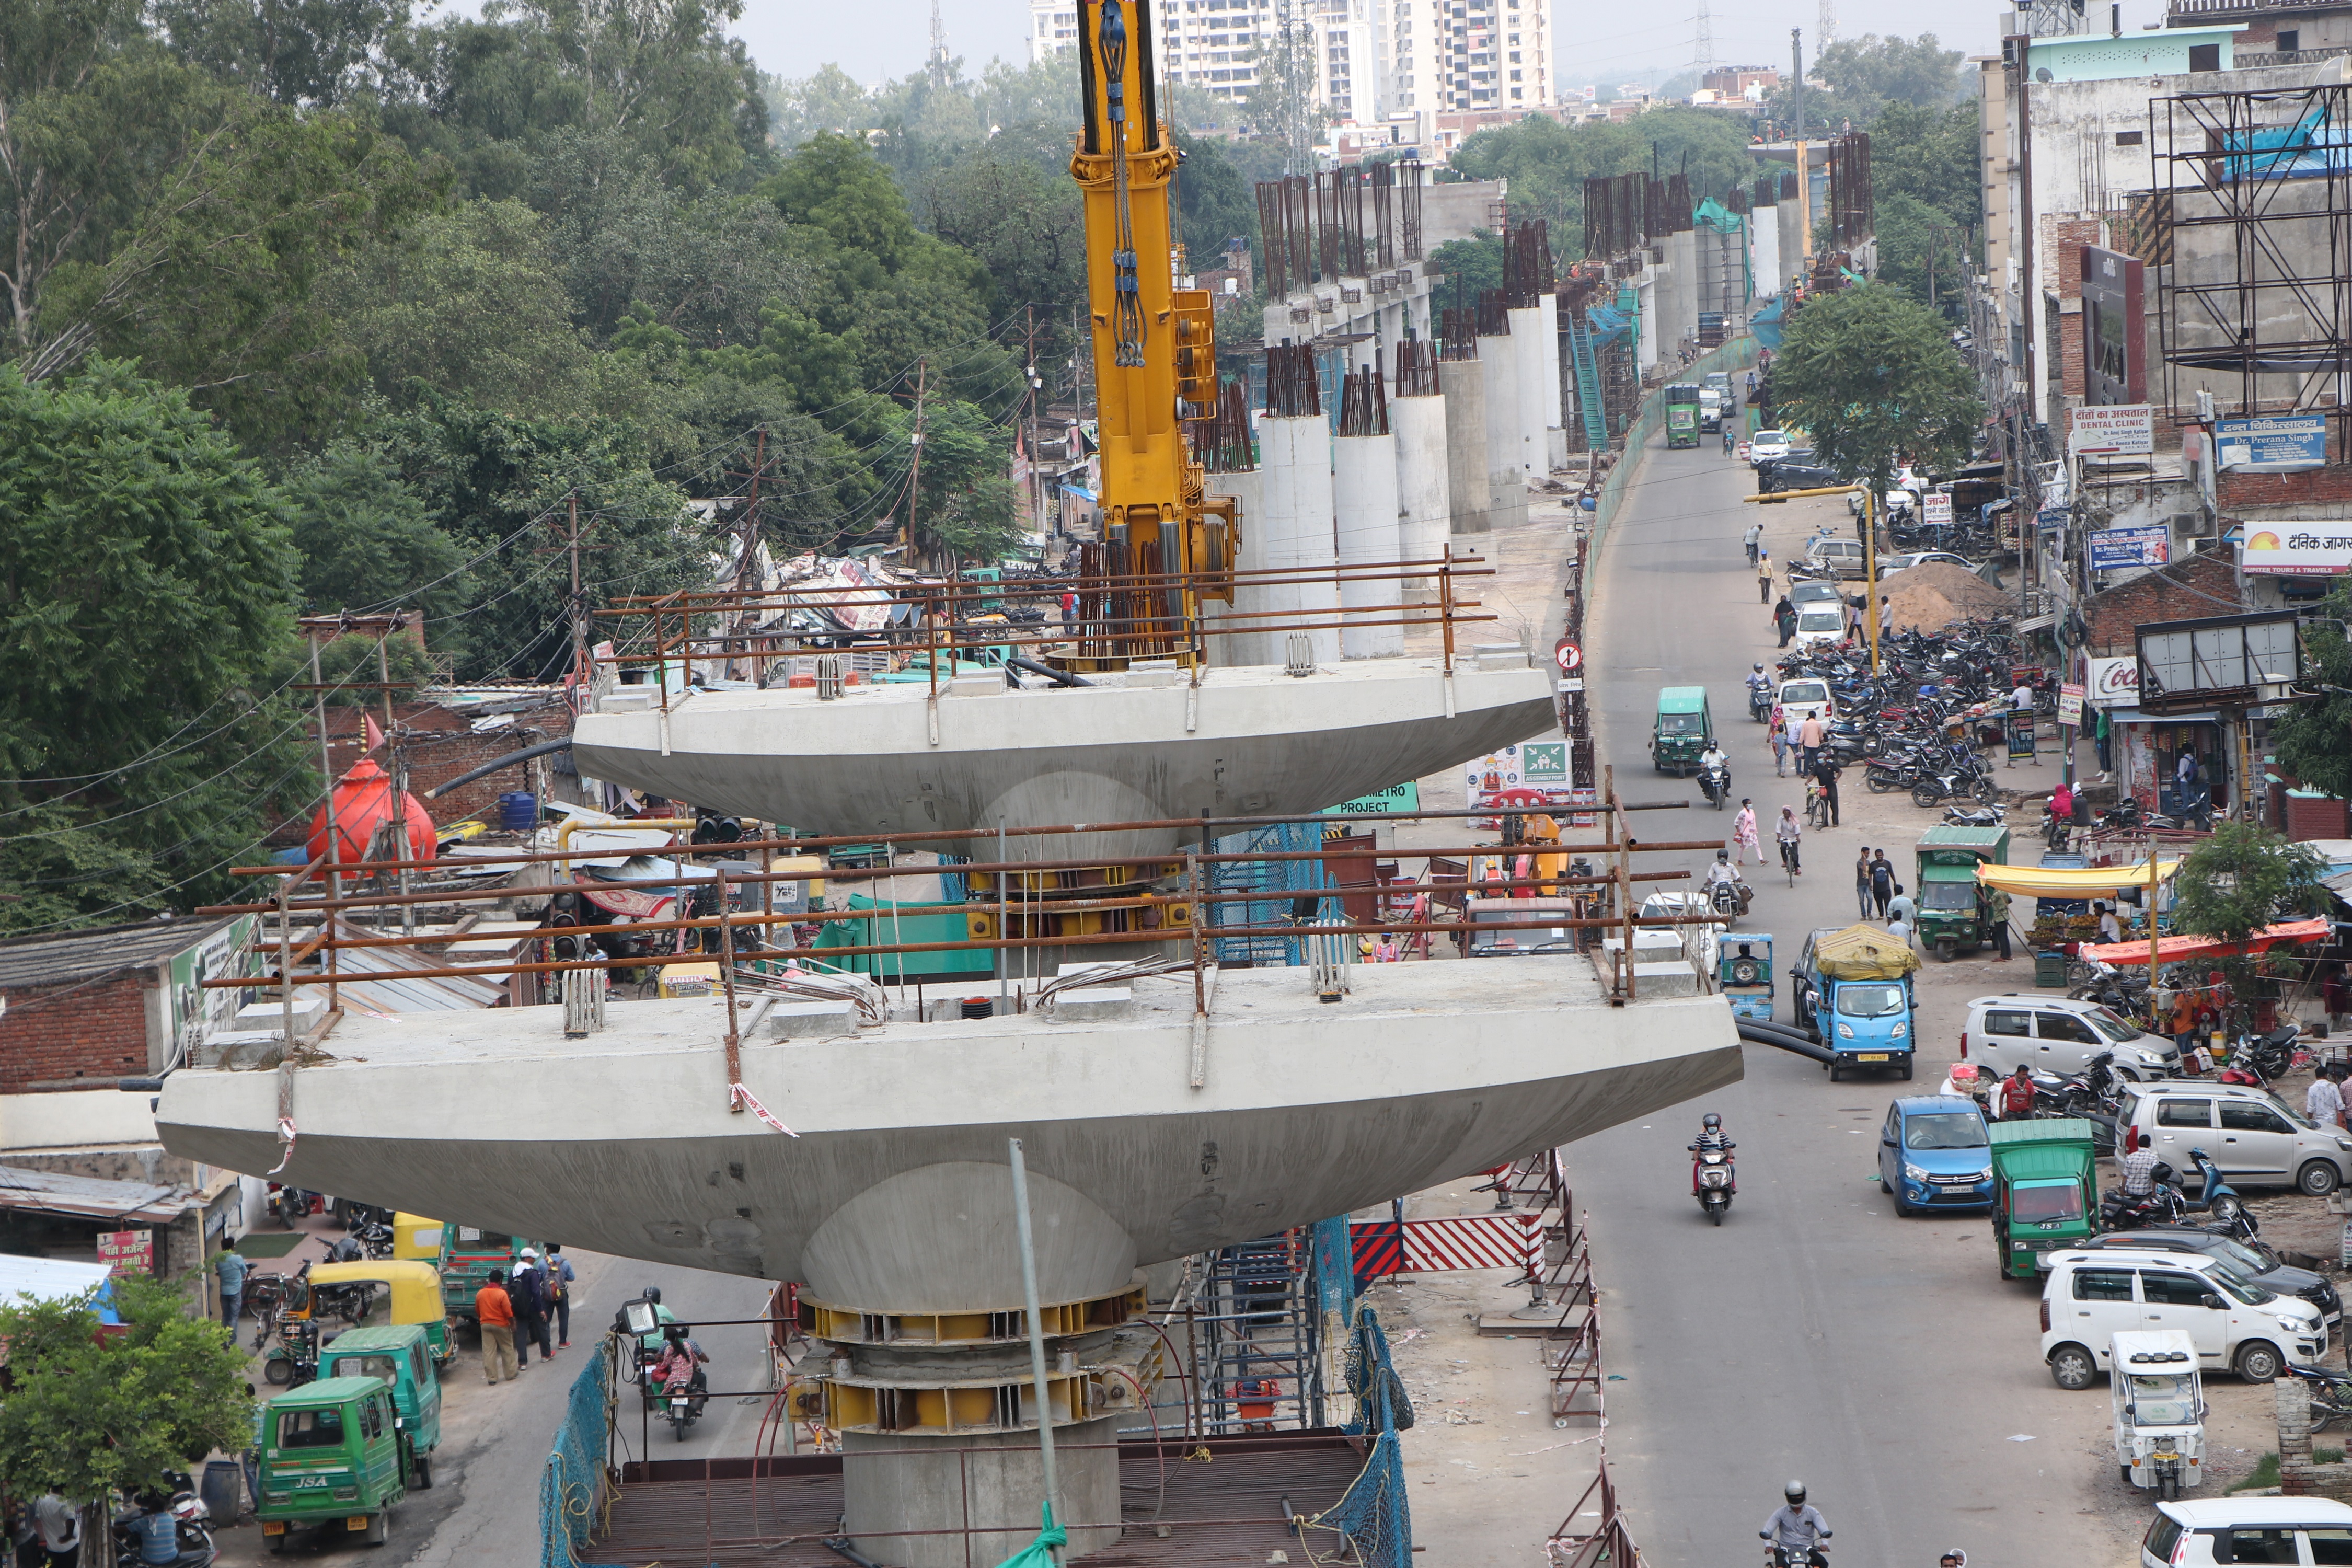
[1065,0,1236,667]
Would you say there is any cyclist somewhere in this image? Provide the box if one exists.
[1775,804,1803,878]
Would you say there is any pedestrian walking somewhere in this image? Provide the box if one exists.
[214,1241,248,1330]
[32,1495,75,1568]
[1869,850,1894,918]
[1744,521,1762,564]
[1774,595,1797,648]
[1887,884,1916,926]
[511,1248,552,1367]
[1812,755,1841,826]
[1782,709,1802,773]
[1733,800,1767,866]
[1987,888,2013,959]
[1757,550,1772,603]
[1797,712,1824,775]
[1888,911,1915,949]
[1768,724,1788,776]
[477,1271,517,1385]
[546,1244,577,1347]
[9,1499,41,1568]
[2307,1065,2346,1133]
[1853,848,1875,915]
[1775,805,1803,875]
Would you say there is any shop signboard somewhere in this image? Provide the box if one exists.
[97,1230,153,1276]
[2058,684,2085,729]
[2081,247,2147,406]
[2070,403,2153,455]
[1922,491,1952,525]
[2240,522,2352,577]
[2089,525,2170,572]
[1328,782,1422,816]
[2215,415,2327,473]
[2086,655,2140,708]
[1466,745,1574,814]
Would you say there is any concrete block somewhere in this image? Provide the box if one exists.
[947,674,1003,698]
[196,1032,286,1070]
[1624,961,1699,997]
[599,688,655,712]
[766,1000,860,1040]
[234,997,325,1037]
[1051,986,1134,1021]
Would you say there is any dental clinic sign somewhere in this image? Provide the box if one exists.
[2241,522,2352,577]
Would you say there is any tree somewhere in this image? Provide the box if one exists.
[282,437,471,619]
[2172,821,2327,961]
[0,1272,255,1548]
[153,0,408,106]
[1241,14,1321,174]
[1871,101,1980,229]
[1448,107,1759,258]
[0,361,315,928]
[2272,583,2352,800]
[1429,234,1504,296]
[1870,192,1967,316]
[1764,33,1966,133]
[1770,282,1980,500]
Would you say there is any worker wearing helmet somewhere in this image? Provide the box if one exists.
[1760,1481,1831,1568]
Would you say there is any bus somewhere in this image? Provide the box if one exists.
[1665,384,1702,448]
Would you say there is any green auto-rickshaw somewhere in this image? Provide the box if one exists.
[1651,686,1712,776]
[1915,825,2011,961]
[256,1376,412,1552]
[316,1324,443,1489]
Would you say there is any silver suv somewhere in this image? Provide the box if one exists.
[1961,994,2178,1079]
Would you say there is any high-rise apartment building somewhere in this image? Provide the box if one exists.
[1029,0,1548,124]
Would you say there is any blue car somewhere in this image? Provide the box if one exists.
[1877,1096,1996,1216]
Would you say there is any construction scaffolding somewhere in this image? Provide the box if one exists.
[2152,79,2352,438]
[1255,163,1428,297]
[1826,131,1873,249]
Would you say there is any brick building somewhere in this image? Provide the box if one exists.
[267,689,577,848]
[2079,548,2251,813]
[0,916,255,1094]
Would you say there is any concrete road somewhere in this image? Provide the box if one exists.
[1572,430,2138,1567]
[214,1252,781,1564]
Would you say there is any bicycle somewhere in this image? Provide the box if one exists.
[1779,836,1801,887]
[1803,776,1830,829]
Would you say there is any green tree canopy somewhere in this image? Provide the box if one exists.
[0,1273,255,1517]
[0,361,315,928]
[2172,821,2328,952]
[1770,282,1981,493]
[1871,100,1981,229]
[1448,107,1759,257]
[2272,583,2352,800]
[1767,33,1967,134]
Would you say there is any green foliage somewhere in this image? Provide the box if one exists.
[1770,283,1980,492]
[283,437,470,619]
[153,0,407,107]
[1448,107,1759,257]
[1430,235,1504,297]
[2270,584,2352,801]
[916,150,1086,327]
[0,361,314,928]
[0,1272,256,1506]
[1172,127,1259,263]
[1242,16,1322,174]
[1767,33,1967,134]
[2172,821,2327,952]
[1870,193,1968,315]
[1872,101,1981,229]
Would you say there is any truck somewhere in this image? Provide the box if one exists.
[1989,1117,2099,1279]
[1914,824,2011,961]
[1665,384,1702,448]
[1791,924,1920,1082]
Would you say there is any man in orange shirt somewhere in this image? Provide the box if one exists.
[477,1270,517,1385]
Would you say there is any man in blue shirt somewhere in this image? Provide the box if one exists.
[1760,1481,1832,1567]
[215,1243,249,1330]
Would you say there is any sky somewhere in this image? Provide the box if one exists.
[445,0,2185,96]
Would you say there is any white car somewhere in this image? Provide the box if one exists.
[1775,677,1835,724]
[1959,994,2179,1079]
[2141,1498,2352,1567]
[2040,1247,2325,1390]
[1748,429,1791,464]
[1875,551,1976,579]
[1791,602,1848,648]
[2114,1081,2352,1196]
[1639,891,1723,972]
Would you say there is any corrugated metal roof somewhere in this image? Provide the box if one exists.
[0,1165,195,1224]
[0,916,239,993]
[291,918,510,1012]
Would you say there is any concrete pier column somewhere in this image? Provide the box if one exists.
[1207,466,1267,667]
[1537,291,1564,466]
[1671,229,1697,364]
[1478,327,1527,530]
[1778,191,1803,295]
[1507,304,1546,480]
[1391,390,1449,594]
[1439,357,1491,535]
[1333,428,1403,659]
[1261,413,1342,666]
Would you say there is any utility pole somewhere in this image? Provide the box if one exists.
[1025,306,1046,539]
[905,360,930,561]
[538,491,609,711]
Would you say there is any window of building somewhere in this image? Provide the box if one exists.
[1511,86,1521,97]
[2278,28,2301,50]
[1509,50,1519,62]
[2114,130,2142,145]
[1509,67,1520,78]
[2188,42,2219,70]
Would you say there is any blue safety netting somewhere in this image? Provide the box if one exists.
[1303,1305,1414,1568]
[540,1339,624,1568]
[1205,821,1338,965]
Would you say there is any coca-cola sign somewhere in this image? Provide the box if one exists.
[2086,656,2139,708]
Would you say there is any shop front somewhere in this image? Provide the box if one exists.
[2106,709,2228,818]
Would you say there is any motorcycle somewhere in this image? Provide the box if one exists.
[1749,684,1773,724]
[2101,1177,2189,1232]
[659,1366,708,1441]
[2218,1025,2300,1089]
[261,1319,320,1387]
[1708,877,1752,922]
[1911,768,1998,809]
[268,1183,314,1230]
[1942,803,2008,829]
[2296,1363,2352,1435]
[112,1481,215,1568]
[1699,760,1731,810]
[1690,1138,1736,1225]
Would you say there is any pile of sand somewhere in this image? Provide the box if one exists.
[1877,561,2013,632]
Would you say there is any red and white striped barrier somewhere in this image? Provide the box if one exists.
[1354,1213,1543,1275]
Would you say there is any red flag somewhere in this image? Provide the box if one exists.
[362,713,385,753]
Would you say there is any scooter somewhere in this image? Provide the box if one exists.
[1690,1139,1736,1225]
[113,1479,216,1568]
[661,1371,707,1440]
[2180,1146,2257,1240]
[1943,803,2008,829]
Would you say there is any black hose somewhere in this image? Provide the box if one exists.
[1736,1019,1837,1065]
[1007,656,1093,688]
[421,738,572,800]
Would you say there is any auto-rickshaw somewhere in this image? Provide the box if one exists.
[1914,825,2011,961]
[389,1214,445,1263]
[1720,933,1774,1021]
[318,1324,444,1488]
[255,1376,411,1552]
[437,1225,540,1327]
[309,1259,454,1369]
[1990,1117,2099,1279]
[1651,686,1712,776]
[2110,1329,2205,1499]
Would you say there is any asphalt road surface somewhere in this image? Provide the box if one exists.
[1571,429,2125,1567]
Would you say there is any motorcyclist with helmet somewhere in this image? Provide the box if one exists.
[1699,740,1732,806]
[1747,663,1773,722]
[1703,849,1751,917]
[1760,1480,1832,1567]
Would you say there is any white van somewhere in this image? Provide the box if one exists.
[2141,1498,2352,1567]
[2115,1081,2352,1196]
[2040,1247,2326,1390]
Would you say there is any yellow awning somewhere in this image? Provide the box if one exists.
[1975,859,2180,897]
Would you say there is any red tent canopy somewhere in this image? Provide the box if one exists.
[307,758,435,868]
[2081,918,2330,966]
